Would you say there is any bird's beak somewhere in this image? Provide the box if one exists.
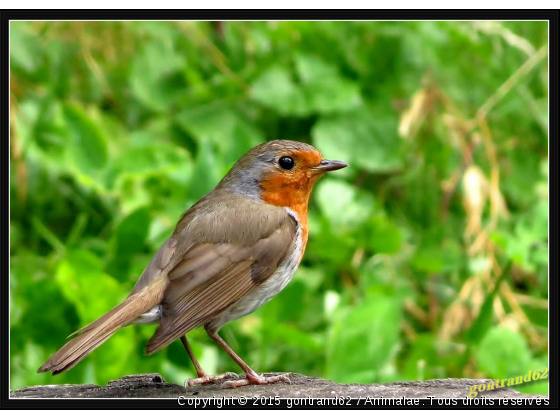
[312,159,348,172]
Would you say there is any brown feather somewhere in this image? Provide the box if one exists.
[37,274,168,374]
[145,207,297,355]
[145,260,254,354]
[250,225,296,283]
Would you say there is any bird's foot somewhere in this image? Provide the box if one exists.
[186,372,239,386]
[222,373,291,389]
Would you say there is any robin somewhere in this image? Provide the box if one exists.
[38,140,347,388]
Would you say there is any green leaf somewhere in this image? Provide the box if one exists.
[410,247,445,274]
[402,334,462,380]
[295,53,339,82]
[295,54,362,114]
[464,291,496,346]
[10,22,42,75]
[188,140,225,201]
[312,107,402,173]
[267,323,321,352]
[109,141,192,183]
[516,356,548,396]
[55,250,128,325]
[368,217,403,254]
[315,179,375,230]
[176,103,263,158]
[106,207,151,281]
[113,207,151,257]
[129,41,186,112]
[465,262,510,346]
[62,104,108,175]
[11,254,78,346]
[91,328,136,384]
[251,56,362,116]
[250,66,307,116]
[34,99,68,155]
[326,293,401,383]
[475,327,532,379]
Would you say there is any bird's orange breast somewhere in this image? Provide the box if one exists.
[259,175,318,260]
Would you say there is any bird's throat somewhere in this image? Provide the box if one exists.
[259,175,317,257]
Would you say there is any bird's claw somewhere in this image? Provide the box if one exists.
[187,371,239,386]
[222,373,291,389]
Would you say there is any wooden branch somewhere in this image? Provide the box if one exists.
[10,373,545,399]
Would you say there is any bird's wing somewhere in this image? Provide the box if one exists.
[144,194,298,354]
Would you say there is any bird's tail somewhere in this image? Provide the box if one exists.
[38,275,167,375]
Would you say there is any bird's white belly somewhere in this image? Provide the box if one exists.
[208,254,300,330]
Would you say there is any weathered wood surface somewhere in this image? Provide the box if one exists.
[10,373,546,399]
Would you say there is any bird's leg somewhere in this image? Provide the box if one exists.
[180,335,238,386]
[180,336,206,377]
[205,327,291,389]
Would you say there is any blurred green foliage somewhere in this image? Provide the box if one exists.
[10,21,548,396]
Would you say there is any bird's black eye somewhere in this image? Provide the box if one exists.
[278,156,295,170]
